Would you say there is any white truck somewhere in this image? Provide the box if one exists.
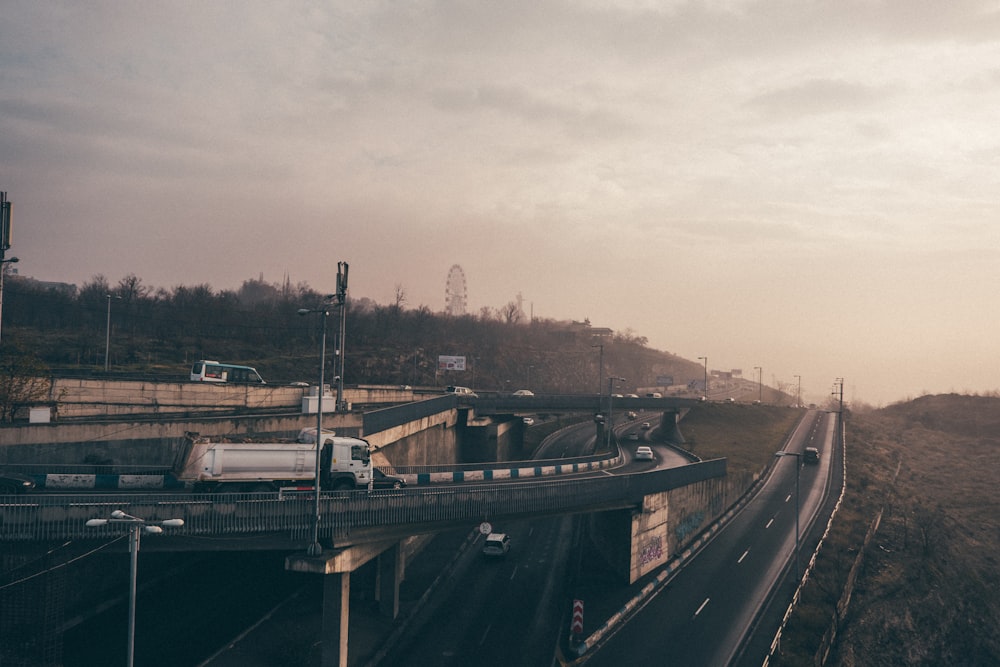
[177,428,401,493]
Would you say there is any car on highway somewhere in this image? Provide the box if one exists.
[522,417,535,425]
[0,472,36,495]
[803,447,821,464]
[512,389,534,397]
[641,421,651,430]
[372,468,407,489]
[482,532,511,558]
[627,432,639,441]
[635,446,654,461]
[446,385,478,398]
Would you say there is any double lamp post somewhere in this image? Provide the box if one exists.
[86,510,184,667]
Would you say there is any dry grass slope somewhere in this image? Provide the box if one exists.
[775,394,1000,666]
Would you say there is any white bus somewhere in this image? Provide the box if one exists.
[190,360,265,384]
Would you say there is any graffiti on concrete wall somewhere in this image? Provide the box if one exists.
[675,511,705,544]
[639,535,664,567]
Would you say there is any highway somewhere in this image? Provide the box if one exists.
[580,410,836,666]
[54,409,828,666]
[375,414,699,666]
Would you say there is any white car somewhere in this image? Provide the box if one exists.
[482,532,511,557]
[512,389,534,396]
[635,446,654,461]
[522,417,535,425]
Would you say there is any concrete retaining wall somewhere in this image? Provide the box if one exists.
[589,467,758,584]
[34,378,418,420]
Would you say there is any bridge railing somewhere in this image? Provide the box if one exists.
[0,458,726,545]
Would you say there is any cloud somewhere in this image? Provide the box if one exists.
[746,78,885,119]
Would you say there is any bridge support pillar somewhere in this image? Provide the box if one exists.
[287,538,400,667]
[322,571,351,667]
[377,542,402,619]
[658,410,686,445]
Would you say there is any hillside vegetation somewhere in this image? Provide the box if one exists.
[776,394,1000,666]
[2,272,704,396]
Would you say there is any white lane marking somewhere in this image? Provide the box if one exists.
[766,518,774,528]
[510,566,518,581]
[785,494,792,503]
[695,598,710,617]
[737,549,749,564]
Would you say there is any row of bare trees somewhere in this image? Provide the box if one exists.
[0,272,700,417]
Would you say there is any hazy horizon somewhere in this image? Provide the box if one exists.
[3,2,999,407]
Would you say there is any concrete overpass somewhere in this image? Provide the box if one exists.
[2,383,728,667]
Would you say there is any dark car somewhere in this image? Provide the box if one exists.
[372,468,406,489]
[0,472,36,495]
[803,447,820,464]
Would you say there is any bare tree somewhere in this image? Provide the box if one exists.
[393,284,407,310]
[116,273,149,304]
[500,300,521,324]
[0,345,51,422]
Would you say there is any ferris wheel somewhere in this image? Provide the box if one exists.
[445,264,467,316]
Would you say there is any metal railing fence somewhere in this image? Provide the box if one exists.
[0,459,725,547]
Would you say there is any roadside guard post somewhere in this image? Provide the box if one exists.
[571,599,584,643]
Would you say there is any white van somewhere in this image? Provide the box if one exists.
[446,385,478,398]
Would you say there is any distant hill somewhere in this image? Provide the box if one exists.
[879,393,1000,442]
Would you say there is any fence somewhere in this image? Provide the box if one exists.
[0,459,726,548]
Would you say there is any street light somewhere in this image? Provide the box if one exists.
[773,451,801,580]
[335,261,349,411]
[794,375,801,408]
[86,510,184,667]
[697,356,708,400]
[298,295,336,557]
[606,376,625,448]
[105,293,122,372]
[754,366,762,404]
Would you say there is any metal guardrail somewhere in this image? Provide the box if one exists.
[0,459,725,547]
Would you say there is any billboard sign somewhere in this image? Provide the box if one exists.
[438,355,466,371]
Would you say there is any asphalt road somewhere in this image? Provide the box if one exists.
[579,410,835,666]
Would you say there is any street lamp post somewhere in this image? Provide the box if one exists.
[105,294,122,372]
[794,374,801,408]
[606,376,625,448]
[335,262,349,411]
[0,191,14,345]
[86,510,184,667]
[773,451,801,580]
[832,377,844,436]
[754,366,762,403]
[697,356,708,399]
[298,295,336,557]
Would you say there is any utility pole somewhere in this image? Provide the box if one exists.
[335,262,349,411]
[0,192,17,345]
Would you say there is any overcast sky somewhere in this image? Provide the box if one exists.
[3,1,1000,406]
